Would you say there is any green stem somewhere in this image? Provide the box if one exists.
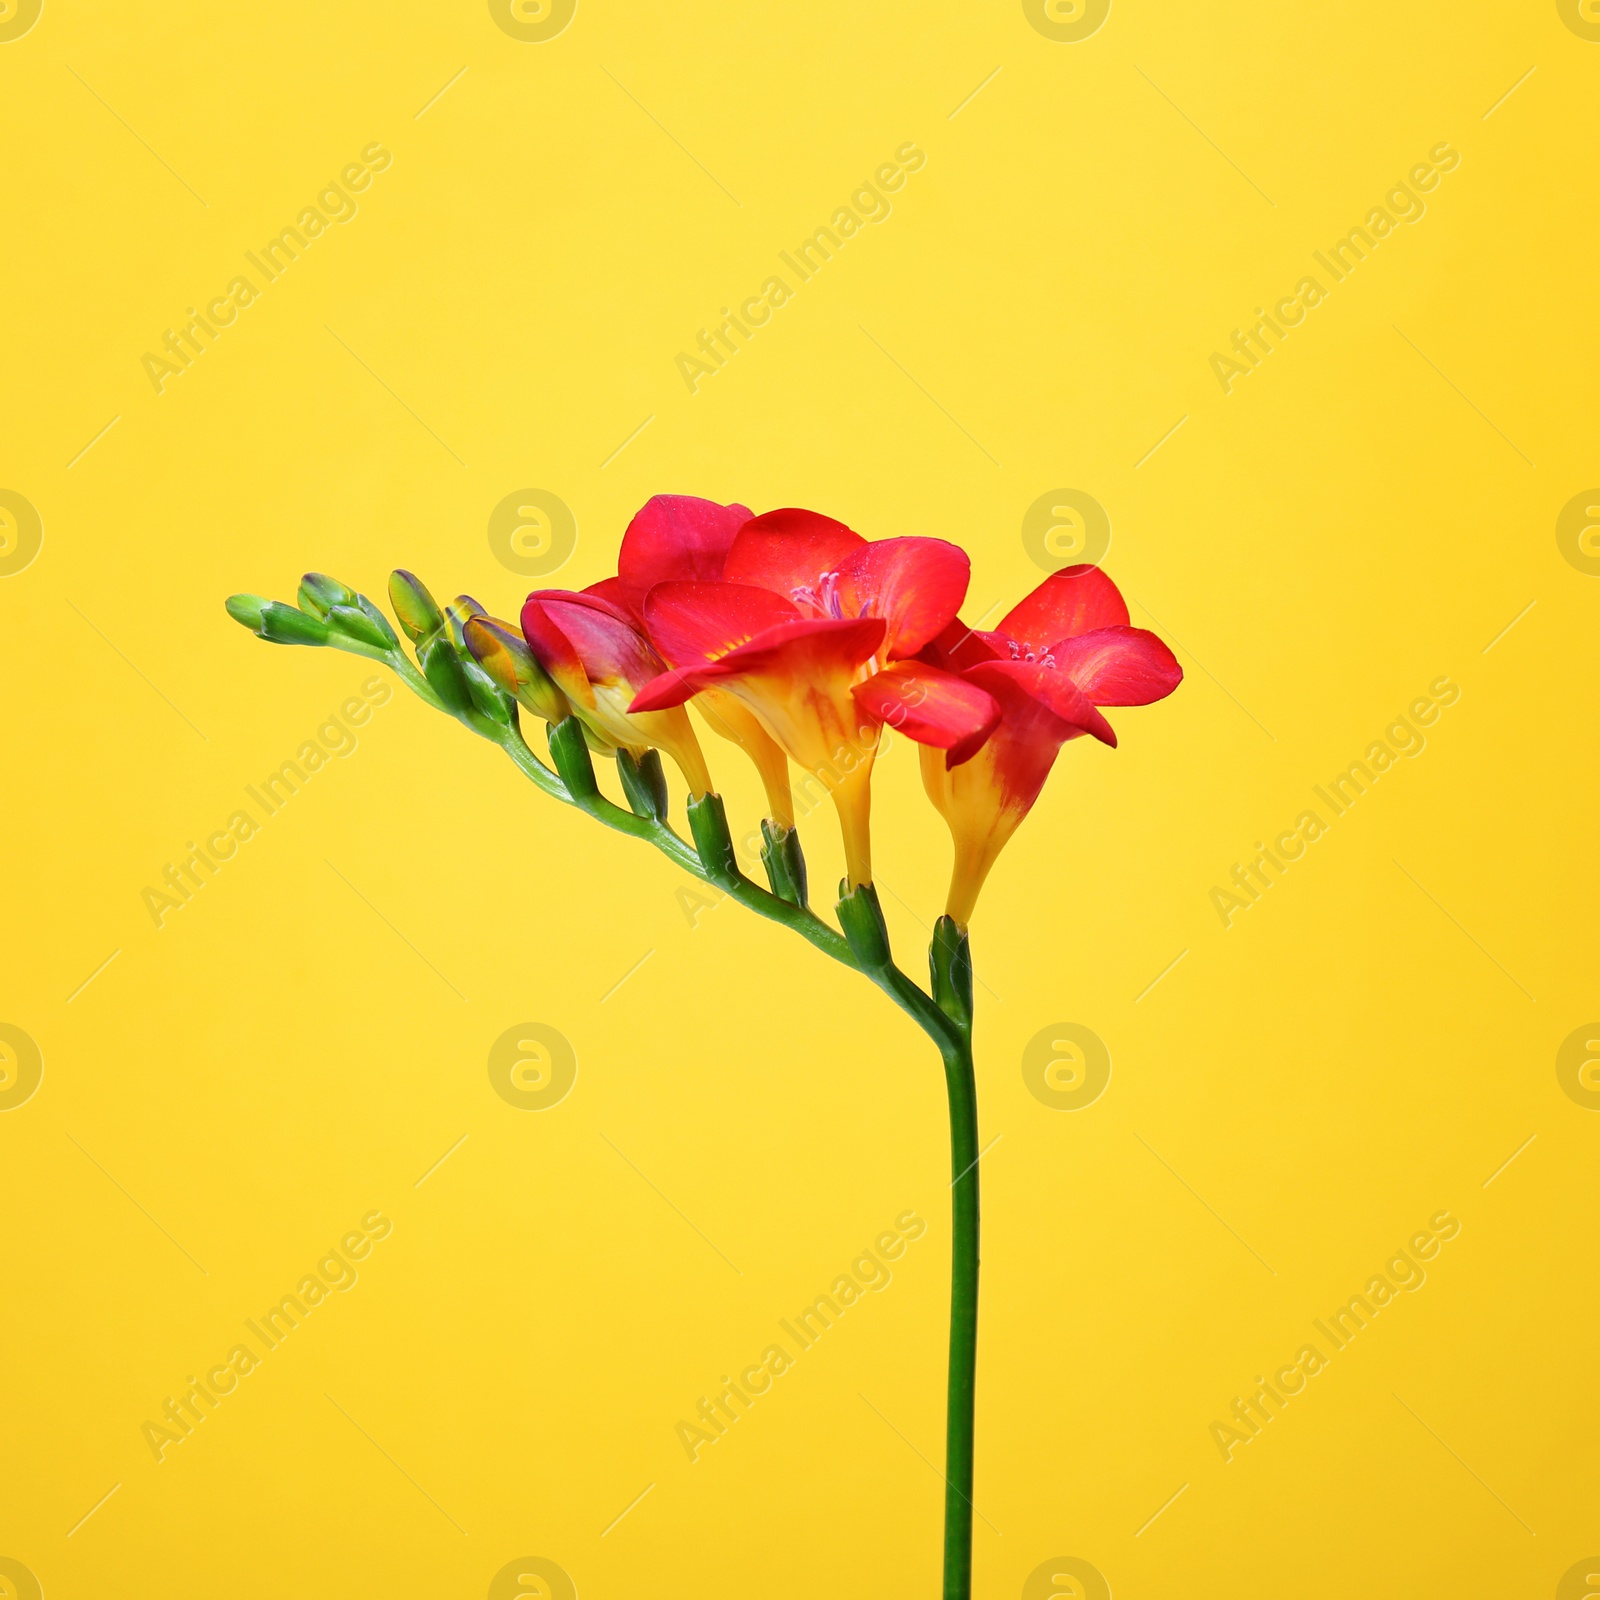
[499,722,857,967]
[344,641,984,1591]
[939,1028,980,1600]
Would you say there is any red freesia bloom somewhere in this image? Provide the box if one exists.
[520,584,713,797]
[917,565,1182,925]
[613,495,797,828]
[629,509,999,887]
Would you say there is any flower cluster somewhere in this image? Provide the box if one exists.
[224,493,1183,1600]
[227,495,1180,927]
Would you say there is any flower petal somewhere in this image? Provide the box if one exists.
[998,565,1129,650]
[583,575,631,610]
[627,663,716,712]
[522,590,663,692]
[918,617,1004,673]
[631,609,886,711]
[723,508,866,604]
[519,596,592,708]
[836,537,970,659]
[615,495,753,615]
[852,662,1000,767]
[1049,625,1183,706]
[643,580,803,666]
[963,659,1118,747]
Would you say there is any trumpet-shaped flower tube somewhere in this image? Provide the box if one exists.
[916,564,1182,925]
[521,586,713,797]
[630,509,998,886]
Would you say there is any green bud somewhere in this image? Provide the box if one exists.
[354,594,399,648]
[760,820,809,909]
[445,595,487,651]
[298,572,356,619]
[257,601,332,647]
[225,594,269,631]
[388,569,446,645]
[687,792,739,888]
[618,748,669,821]
[462,615,570,725]
[548,715,601,803]
[836,881,891,969]
[929,915,973,1035]
[325,603,396,652]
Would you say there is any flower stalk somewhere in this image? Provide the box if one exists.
[227,494,1179,1597]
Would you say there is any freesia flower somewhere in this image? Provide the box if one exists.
[520,586,713,797]
[613,495,796,829]
[916,564,1182,925]
[630,509,1000,887]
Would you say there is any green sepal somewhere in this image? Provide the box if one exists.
[548,716,601,803]
[836,881,891,969]
[929,915,974,1035]
[687,792,739,886]
[298,573,356,619]
[389,569,446,645]
[257,601,331,647]
[419,632,473,714]
[325,602,396,652]
[461,655,513,727]
[618,748,669,821]
[761,820,808,908]
[355,594,400,648]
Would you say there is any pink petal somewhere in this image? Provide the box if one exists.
[1049,625,1183,706]
[963,659,1118,747]
[836,537,970,659]
[629,662,724,712]
[852,663,1000,767]
[630,615,885,713]
[519,597,590,704]
[998,565,1129,651]
[707,614,886,678]
[918,618,1004,673]
[615,495,753,616]
[523,590,663,691]
[723,508,866,604]
[643,580,803,666]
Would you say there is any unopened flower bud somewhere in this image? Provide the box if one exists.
[446,595,487,651]
[388,569,446,645]
[298,573,356,619]
[225,594,269,631]
[326,602,398,652]
[228,596,332,647]
[463,615,570,725]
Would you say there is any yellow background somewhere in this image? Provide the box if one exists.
[3,2,1597,1594]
